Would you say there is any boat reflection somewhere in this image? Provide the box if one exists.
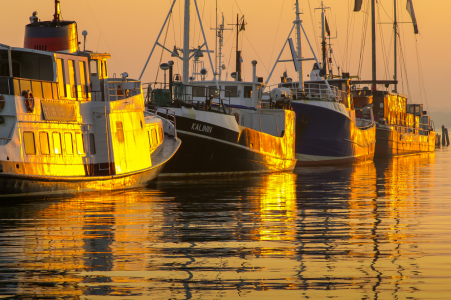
[377,152,436,201]
[0,154,437,298]
[0,189,165,298]
[257,172,297,242]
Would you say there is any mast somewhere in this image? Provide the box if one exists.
[215,0,218,78]
[320,2,327,76]
[371,0,376,91]
[183,0,190,85]
[211,13,231,81]
[315,1,330,77]
[235,14,242,81]
[218,15,225,80]
[295,0,304,90]
[394,0,398,92]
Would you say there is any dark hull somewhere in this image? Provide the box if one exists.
[160,115,297,176]
[292,101,376,166]
[0,137,181,198]
[375,126,436,156]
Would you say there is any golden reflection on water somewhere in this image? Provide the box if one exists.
[384,152,436,201]
[1,152,445,298]
[8,190,164,297]
[258,172,297,242]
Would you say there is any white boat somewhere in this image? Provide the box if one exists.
[141,0,296,176]
[0,0,181,197]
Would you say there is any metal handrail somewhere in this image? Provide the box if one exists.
[271,82,343,102]
[357,121,376,130]
[379,122,433,135]
[145,106,177,138]
[106,79,142,102]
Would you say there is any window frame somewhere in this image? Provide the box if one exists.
[39,131,50,155]
[64,132,74,155]
[23,131,36,155]
[52,132,62,155]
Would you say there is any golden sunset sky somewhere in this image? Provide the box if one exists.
[2,0,450,115]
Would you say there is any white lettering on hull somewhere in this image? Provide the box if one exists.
[191,123,213,134]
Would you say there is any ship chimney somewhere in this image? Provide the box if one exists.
[54,0,61,24]
[252,60,257,82]
[24,0,79,52]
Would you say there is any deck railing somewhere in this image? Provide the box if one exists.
[146,105,177,138]
[106,79,141,102]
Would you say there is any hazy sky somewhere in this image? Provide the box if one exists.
[2,0,450,112]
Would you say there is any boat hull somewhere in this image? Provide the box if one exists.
[292,101,376,166]
[0,137,181,198]
[375,126,436,156]
[159,114,297,176]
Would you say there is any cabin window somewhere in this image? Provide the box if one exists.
[13,79,21,96]
[64,133,73,155]
[21,80,32,94]
[103,61,108,78]
[244,86,252,98]
[0,62,20,77]
[0,64,9,77]
[39,132,50,155]
[42,82,52,99]
[78,61,87,99]
[68,60,77,98]
[0,79,7,95]
[159,127,164,142]
[57,59,66,98]
[98,61,103,79]
[80,61,88,99]
[32,81,43,98]
[151,128,158,146]
[52,82,58,99]
[90,60,98,76]
[23,132,36,155]
[147,130,152,148]
[76,133,85,154]
[52,132,62,155]
[89,133,96,154]
[193,86,205,97]
[225,86,237,97]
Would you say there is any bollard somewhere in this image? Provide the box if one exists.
[446,127,450,146]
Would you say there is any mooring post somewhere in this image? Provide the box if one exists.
[446,127,450,146]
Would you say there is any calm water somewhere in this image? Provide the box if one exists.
[1,149,451,299]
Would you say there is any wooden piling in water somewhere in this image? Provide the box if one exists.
[446,128,450,146]
[442,125,450,147]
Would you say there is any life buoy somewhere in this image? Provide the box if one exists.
[0,95,5,112]
[22,90,34,113]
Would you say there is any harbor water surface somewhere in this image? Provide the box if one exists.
[1,149,451,299]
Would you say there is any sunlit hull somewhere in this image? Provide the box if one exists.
[159,112,297,176]
[292,101,376,166]
[0,137,181,197]
[375,126,436,156]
